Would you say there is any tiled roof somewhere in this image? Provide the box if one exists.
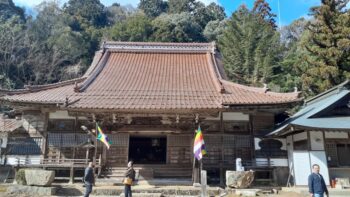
[1,78,83,104]
[0,116,22,132]
[0,42,301,111]
[221,80,301,105]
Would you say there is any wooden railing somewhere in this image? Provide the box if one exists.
[13,156,102,168]
[204,159,275,168]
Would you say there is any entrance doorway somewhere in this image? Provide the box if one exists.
[128,136,167,164]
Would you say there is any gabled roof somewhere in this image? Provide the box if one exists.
[267,80,350,136]
[0,116,22,132]
[1,42,301,111]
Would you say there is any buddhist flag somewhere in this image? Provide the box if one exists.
[193,126,207,161]
[96,123,111,149]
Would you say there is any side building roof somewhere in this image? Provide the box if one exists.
[1,42,301,112]
[267,80,350,136]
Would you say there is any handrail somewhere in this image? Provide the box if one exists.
[13,157,101,166]
[203,159,276,167]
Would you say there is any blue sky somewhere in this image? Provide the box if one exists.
[13,0,348,26]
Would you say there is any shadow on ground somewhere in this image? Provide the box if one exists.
[54,185,83,196]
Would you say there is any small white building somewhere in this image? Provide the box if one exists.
[268,81,350,186]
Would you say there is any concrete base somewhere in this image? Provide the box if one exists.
[119,193,162,197]
[6,185,56,196]
[234,189,261,197]
[282,187,350,196]
[91,185,221,196]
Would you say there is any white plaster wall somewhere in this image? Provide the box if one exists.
[254,138,261,150]
[310,151,330,185]
[293,132,307,142]
[310,131,325,150]
[223,112,249,121]
[293,151,311,185]
[49,111,74,119]
[325,131,349,139]
[49,110,87,120]
[5,155,41,165]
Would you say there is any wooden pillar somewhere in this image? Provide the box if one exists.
[93,114,97,166]
[41,112,49,162]
[86,148,89,164]
[69,165,74,184]
[73,148,76,160]
[249,114,255,161]
[219,111,224,186]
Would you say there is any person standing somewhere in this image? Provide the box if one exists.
[123,161,136,197]
[308,164,329,197]
[83,162,95,197]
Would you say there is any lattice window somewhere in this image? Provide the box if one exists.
[76,134,89,145]
[48,133,61,147]
[109,134,129,146]
[235,135,251,148]
[325,143,338,167]
[168,135,191,147]
[61,134,76,147]
[6,137,42,155]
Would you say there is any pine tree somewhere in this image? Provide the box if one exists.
[301,0,350,95]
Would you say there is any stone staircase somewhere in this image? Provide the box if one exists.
[90,186,223,197]
[100,165,192,181]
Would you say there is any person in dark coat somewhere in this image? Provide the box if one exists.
[124,161,136,197]
[308,164,329,197]
[83,162,95,197]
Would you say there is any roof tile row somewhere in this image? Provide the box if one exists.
[1,42,301,110]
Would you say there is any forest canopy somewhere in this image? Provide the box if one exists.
[0,0,349,97]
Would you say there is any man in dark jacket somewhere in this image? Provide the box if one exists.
[124,161,136,197]
[83,162,95,197]
[308,164,328,197]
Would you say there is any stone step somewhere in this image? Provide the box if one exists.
[119,193,162,197]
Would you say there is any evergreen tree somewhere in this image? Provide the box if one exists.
[218,5,281,86]
[0,0,25,21]
[107,12,152,42]
[253,0,277,29]
[63,0,107,28]
[151,12,204,42]
[203,19,226,41]
[301,0,350,95]
[167,0,197,14]
[193,2,226,29]
[138,0,167,18]
[275,18,308,92]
